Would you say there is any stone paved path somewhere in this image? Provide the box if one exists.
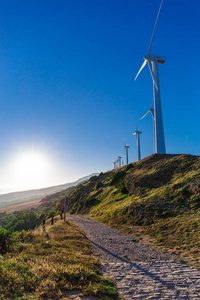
[68,215,200,299]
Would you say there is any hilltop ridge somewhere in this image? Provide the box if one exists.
[66,154,200,219]
[61,153,200,268]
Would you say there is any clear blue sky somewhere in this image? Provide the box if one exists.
[0,0,199,193]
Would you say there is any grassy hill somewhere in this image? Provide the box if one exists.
[63,154,200,268]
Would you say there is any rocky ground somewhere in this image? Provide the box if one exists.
[67,215,200,300]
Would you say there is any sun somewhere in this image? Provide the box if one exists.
[12,151,49,190]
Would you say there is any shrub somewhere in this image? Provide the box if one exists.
[109,171,128,194]
[119,185,128,194]
[109,171,126,187]
[126,164,134,171]
[90,175,98,182]
[69,203,78,214]
[96,181,103,189]
[47,210,56,218]
[77,201,85,213]
[84,198,100,207]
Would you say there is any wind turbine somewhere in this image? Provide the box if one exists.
[124,145,130,165]
[133,127,142,162]
[113,160,117,169]
[133,119,142,161]
[118,156,122,167]
[113,156,122,169]
[135,0,166,154]
[140,100,156,152]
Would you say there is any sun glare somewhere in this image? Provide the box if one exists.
[12,151,49,190]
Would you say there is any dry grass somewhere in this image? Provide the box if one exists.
[0,200,41,213]
[0,216,120,299]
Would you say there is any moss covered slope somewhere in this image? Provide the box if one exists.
[66,154,200,267]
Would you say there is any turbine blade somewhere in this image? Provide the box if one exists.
[147,59,158,90]
[150,99,154,110]
[147,0,164,55]
[134,59,147,80]
[141,110,150,120]
[135,117,140,132]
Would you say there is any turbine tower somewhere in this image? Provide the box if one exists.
[118,156,122,167]
[133,130,142,161]
[141,100,155,151]
[124,145,130,165]
[135,0,166,154]
[113,156,122,169]
[113,160,117,169]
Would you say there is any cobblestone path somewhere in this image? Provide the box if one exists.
[68,215,200,299]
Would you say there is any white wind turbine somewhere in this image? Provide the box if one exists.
[133,121,142,161]
[118,156,122,167]
[124,144,130,165]
[135,0,166,154]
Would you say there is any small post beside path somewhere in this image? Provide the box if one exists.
[1,235,7,255]
[64,196,67,222]
[43,219,46,231]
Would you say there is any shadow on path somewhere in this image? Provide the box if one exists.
[89,238,176,290]
[67,215,176,290]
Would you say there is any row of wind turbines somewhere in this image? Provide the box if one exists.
[113,0,166,169]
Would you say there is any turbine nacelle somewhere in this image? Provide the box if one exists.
[144,54,165,64]
[135,54,165,83]
[133,131,142,135]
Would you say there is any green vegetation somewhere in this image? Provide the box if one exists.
[109,170,128,194]
[1,153,200,298]
[0,217,120,299]
[0,185,75,228]
[0,211,43,232]
[62,154,200,268]
[0,184,121,299]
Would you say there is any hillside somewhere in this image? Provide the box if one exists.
[63,154,200,268]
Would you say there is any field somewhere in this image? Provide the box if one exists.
[0,200,41,213]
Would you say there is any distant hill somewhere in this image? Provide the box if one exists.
[0,173,98,204]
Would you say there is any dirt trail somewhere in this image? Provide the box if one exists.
[68,215,200,300]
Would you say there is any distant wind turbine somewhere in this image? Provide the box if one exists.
[135,0,166,154]
[118,156,122,167]
[133,123,142,161]
[113,156,122,169]
[113,161,117,169]
[140,100,155,151]
[124,145,130,165]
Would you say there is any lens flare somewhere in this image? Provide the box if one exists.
[11,151,49,190]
